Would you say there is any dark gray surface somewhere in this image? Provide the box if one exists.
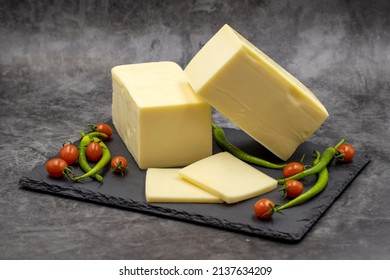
[1,0,389,259]
[19,125,370,242]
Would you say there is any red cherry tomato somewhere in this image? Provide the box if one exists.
[337,143,355,162]
[111,156,128,176]
[284,180,304,198]
[283,162,304,178]
[254,198,275,219]
[95,123,112,139]
[46,158,68,178]
[58,143,79,165]
[86,142,102,162]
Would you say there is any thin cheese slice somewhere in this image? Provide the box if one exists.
[178,152,277,204]
[185,24,329,160]
[145,168,223,203]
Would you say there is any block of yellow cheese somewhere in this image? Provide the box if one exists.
[112,61,212,169]
[179,152,277,204]
[185,24,329,160]
[145,168,223,203]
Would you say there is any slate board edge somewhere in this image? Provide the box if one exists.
[18,153,370,243]
[18,176,293,242]
[290,154,371,241]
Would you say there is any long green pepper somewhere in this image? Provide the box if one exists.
[212,123,286,169]
[277,151,328,211]
[277,139,345,184]
[85,131,108,139]
[74,132,110,182]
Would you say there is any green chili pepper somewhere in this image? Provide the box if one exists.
[277,139,345,184]
[76,134,103,182]
[83,131,108,139]
[212,123,286,169]
[277,150,328,211]
[76,131,108,182]
[73,134,111,182]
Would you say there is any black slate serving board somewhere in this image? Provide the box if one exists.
[19,121,370,242]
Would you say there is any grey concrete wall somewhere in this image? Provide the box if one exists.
[1,0,389,259]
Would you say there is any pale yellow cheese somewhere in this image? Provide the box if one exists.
[179,152,277,204]
[185,24,329,160]
[145,168,223,203]
[112,61,212,169]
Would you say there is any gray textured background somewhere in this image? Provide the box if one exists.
[1,0,389,259]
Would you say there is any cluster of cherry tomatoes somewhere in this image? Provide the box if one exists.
[45,123,128,179]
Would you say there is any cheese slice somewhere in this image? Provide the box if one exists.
[112,61,212,169]
[185,24,329,160]
[179,152,277,204]
[145,168,223,203]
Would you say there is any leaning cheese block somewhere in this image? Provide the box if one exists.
[185,24,329,161]
[145,168,223,203]
[179,152,277,204]
[112,61,212,169]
